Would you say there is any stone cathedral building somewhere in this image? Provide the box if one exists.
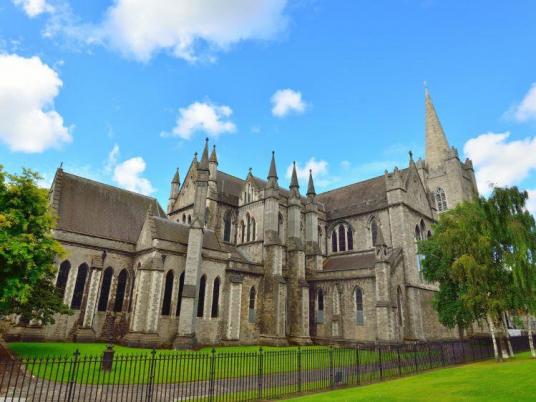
[9,90,479,347]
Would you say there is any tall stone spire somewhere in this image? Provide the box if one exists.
[425,87,450,168]
[306,169,316,197]
[289,161,300,197]
[266,151,279,189]
[199,138,210,171]
[209,145,218,164]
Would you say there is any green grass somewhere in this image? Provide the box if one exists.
[7,342,379,385]
[286,352,536,402]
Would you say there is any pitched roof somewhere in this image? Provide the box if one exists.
[323,252,376,271]
[152,217,250,263]
[317,175,388,220]
[53,170,166,243]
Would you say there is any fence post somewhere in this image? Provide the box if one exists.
[146,347,157,402]
[440,342,446,366]
[66,349,80,402]
[461,341,466,363]
[427,342,433,369]
[297,347,302,393]
[397,345,402,377]
[355,346,361,385]
[378,345,383,380]
[208,348,216,402]
[413,342,419,373]
[257,347,263,400]
[329,346,334,389]
[471,339,476,362]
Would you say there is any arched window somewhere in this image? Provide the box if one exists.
[427,230,432,239]
[331,231,337,252]
[248,286,256,323]
[415,225,423,274]
[197,275,206,318]
[355,287,364,325]
[161,271,174,316]
[113,269,128,312]
[128,272,136,312]
[211,277,220,318]
[338,224,346,252]
[371,219,378,246]
[70,263,88,310]
[176,271,185,316]
[347,228,353,250]
[333,287,340,315]
[278,213,284,237]
[316,289,324,324]
[188,215,192,224]
[397,287,404,327]
[223,211,232,242]
[182,214,186,223]
[435,187,448,212]
[98,267,113,312]
[240,221,245,243]
[246,213,251,242]
[252,218,256,241]
[56,260,71,299]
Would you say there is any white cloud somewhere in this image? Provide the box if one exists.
[0,54,72,153]
[463,132,536,193]
[39,0,289,62]
[105,144,120,173]
[510,83,536,123]
[271,88,307,117]
[12,0,52,17]
[166,101,236,140]
[113,157,154,195]
[104,144,155,195]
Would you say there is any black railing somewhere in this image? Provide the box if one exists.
[1,336,533,402]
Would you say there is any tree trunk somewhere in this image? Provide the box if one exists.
[487,314,500,361]
[528,315,536,358]
[502,312,514,357]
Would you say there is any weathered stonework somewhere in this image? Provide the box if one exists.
[13,90,484,347]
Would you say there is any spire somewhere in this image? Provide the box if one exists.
[266,151,279,190]
[425,86,450,168]
[172,168,180,184]
[210,145,218,164]
[289,161,300,198]
[290,162,299,188]
[199,138,210,171]
[307,169,316,197]
[268,151,278,179]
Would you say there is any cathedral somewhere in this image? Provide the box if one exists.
[8,89,479,347]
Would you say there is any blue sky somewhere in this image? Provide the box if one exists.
[1,0,536,211]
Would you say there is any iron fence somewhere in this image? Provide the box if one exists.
[1,336,533,402]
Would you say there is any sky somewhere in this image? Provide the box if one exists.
[1,0,536,212]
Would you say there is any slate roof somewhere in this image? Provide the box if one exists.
[317,174,389,220]
[322,252,376,271]
[152,217,249,262]
[53,170,166,243]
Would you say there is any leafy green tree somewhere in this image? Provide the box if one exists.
[0,166,69,324]
[485,187,536,358]
[420,200,509,360]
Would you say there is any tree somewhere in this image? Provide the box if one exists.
[485,187,536,358]
[0,166,69,324]
[419,199,510,361]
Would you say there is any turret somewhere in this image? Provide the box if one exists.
[305,170,320,259]
[167,168,180,213]
[287,162,302,242]
[263,151,280,245]
[209,145,218,183]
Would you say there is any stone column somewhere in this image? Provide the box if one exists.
[175,139,210,347]
[225,274,243,340]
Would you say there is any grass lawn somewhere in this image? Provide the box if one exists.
[6,342,379,385]
[286,352,536,402]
